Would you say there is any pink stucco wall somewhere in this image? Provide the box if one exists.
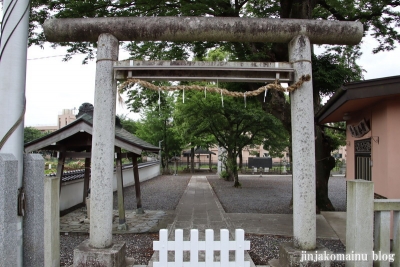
[346,96,400,199]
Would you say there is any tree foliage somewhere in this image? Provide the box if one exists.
[29,0,400,62]
[117,114,138,134]
[174,87,288,186]
[134,93,183,172]
[24,127,46,144]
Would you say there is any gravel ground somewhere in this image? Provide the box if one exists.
[61,174,347,266]
[208,175,347,213]
[112,175,191,210]
[60,175,190,266]
[60,232,158,266]
[246,234,346,266]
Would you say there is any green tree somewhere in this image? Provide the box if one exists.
[24,127,45,144]
[117,114,137,134]
[135,93,183,172]
[174,88,288,187]
[28,0,400,210]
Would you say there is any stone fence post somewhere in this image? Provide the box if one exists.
[44,176,60,267]
[346,180,374,267]
[23,154,45,266]
[0,154,18,267]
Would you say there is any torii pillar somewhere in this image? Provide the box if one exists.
[73,33,127,266]
[289,35,316,250]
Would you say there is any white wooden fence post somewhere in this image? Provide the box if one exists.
[175,229,183,265]
[235,229,246,266]
[190,229,199,267]
[205,229,214,265]
[221,229,229,266]
[159,229,168,265]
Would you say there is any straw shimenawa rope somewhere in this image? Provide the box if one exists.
[118,74,311,99]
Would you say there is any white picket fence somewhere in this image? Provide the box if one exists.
[153,229,251,267]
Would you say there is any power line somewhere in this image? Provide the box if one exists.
[27,54,69,60]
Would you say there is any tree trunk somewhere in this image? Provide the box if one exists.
[190,147,195,173]
[238,150,243,170]
[276,0,335,211]
[226,151,240,187]
[315,126,336,212]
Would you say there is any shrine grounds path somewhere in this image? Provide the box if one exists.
[60,174,347,266]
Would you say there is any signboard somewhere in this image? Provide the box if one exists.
[248,157,272,168]
[348,119,370,138]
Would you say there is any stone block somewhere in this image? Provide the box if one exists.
[270,242,331,267]
[73,239,126,267]
[346,180,374,267]
[23,153,45,267]
[0,153,18,267]
[44,176,60,267]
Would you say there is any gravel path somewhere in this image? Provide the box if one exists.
[112,175,191,210]
[247,234,346,266]
[61,174,347,266]
[60,232,158,266]
[61,175,190,266]
[208,175,346,213]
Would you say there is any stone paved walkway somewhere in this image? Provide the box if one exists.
[147,175,257,267]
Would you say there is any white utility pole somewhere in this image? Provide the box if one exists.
[0,0,30,266]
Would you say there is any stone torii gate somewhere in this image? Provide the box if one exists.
[43,17,362,266]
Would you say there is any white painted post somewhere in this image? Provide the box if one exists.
[288,35,316,250]
[0,1,30,266]
[44,176,60,267]
[374,211,391,267]
[221,229,229,266]
[346,180,374,267]
[190,229,199,266]
[156,229,168,266]
[90,33,119,248]
[235,229,245,266]
[175,229,183,265]
[205,229,214,265]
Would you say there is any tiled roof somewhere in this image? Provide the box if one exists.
[115,127,159,151]
[25,113,159,153]
[79,114,159,151]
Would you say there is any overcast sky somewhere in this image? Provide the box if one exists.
[24,35,400,127]
[25,45,134,126]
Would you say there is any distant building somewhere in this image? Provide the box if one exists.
[332,145,347,162]
[34,125,58,133]
[181,145,290,166]
[58,109,76,129]
[32,108,76,133]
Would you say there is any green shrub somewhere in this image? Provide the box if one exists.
[220,170,229,180]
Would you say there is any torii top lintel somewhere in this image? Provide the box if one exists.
[43,17,363,45]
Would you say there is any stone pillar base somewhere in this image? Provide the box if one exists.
[136,208,145,214]
[269,242,331,267]
[73,240,126,267]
